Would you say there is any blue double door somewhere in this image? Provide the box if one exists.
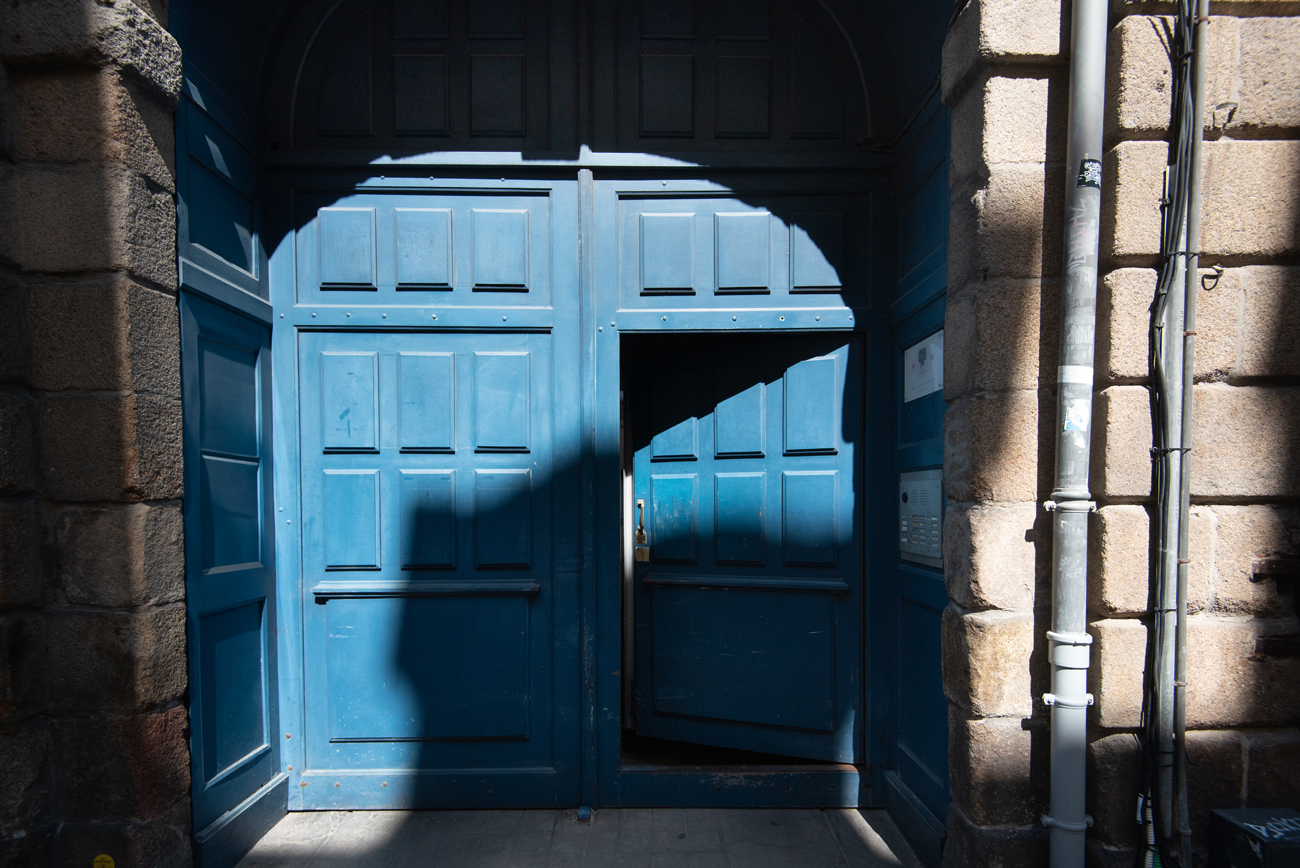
[279,176,865,808]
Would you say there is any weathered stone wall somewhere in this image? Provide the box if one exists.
[0,1,189,865]
[942,0,1300,865]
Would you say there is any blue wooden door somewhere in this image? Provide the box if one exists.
[630,333,861,763]
[274,180,581,808]
[181,292,284,861]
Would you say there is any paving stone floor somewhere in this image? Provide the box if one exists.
[236,807,924,868]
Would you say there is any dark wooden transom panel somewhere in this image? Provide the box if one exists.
[264,0,871,154]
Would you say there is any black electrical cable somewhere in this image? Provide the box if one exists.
[1144,1,1198,865]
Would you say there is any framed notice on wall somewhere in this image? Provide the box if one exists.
[903,330,943,403]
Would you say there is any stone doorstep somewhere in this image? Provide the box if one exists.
[235,808,925,868]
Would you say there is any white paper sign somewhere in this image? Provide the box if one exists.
[903,330,944,403]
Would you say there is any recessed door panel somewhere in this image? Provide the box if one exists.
[321,353,378,452]
[784,356,839,454]
[714,212,771,291]
[474,469,532,568]
[399,470,456,569]
[714,472,765,564]
[326,596,529,740]
[200,455,262,571]
[474,352,530,451]
[648,587,834,731]
[393,209,451,287]
[319,208,377,287]
[782,470,838,566]
[650,474,698,563]
[397,352,455,452]
[640,213,695,292]
[471,209,529,288]
[199,601,268,781]
[200,339,259,457]
[322,470,381,569]
[714,378,764,457]
[630,333,859,762]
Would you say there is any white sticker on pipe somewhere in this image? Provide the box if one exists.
[1058,365,1094,386]
[1063,399,1090,432]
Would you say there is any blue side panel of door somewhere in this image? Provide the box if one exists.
[172,12,286,856]
[880,96,952,868]
[181,292,285,865]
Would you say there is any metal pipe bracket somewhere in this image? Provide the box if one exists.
[1043,692,1095,708]
[1047,630,1094,669]
[1042,814,1094,833]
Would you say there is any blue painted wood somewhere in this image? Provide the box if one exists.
[782,471,839,566]
[292,187,554,310]
[473,353,530,451]
[610,185,871,314]
[393,209,451,287]
[714,473,766,564]
[399,470,457,568]
[474,470,533,567]
[714,376,764,457]
[265,175,582,811]
[714,212,771,291]
[319,208,378,287]
[590,175,880,808]
[649,474,698,563]
[879,97,952,853]
[296,329,576,801]
[397,352,455,451]
[471,209,529,288]
[640,213,696,291]
[320,353,378,451]
[267,175,585,810]
[181,291,283,857]
[630,334,861,763]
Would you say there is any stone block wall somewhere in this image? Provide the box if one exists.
[0,1,189,865]
[943,1,1300,865]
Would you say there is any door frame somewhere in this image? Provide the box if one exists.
[257,161,893,811]
[586,170,891,808]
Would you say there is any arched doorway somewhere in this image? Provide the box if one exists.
[170,1,951,863]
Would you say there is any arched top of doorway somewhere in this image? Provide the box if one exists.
[254,0,881,157]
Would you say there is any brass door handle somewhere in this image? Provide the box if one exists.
[635,499,647,544]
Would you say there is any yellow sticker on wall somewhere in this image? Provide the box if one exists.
[93,856,115,868]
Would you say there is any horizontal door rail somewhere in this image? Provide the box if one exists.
[642,574,849,594]
[311,580,541,599]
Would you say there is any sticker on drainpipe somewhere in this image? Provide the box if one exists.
[1064,399,1090,432]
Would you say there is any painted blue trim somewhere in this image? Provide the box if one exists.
[884,770,947,868]
[194,775,288,868]
[180,62,261,154]
[612,310,856,331]
[180,260,272,325]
